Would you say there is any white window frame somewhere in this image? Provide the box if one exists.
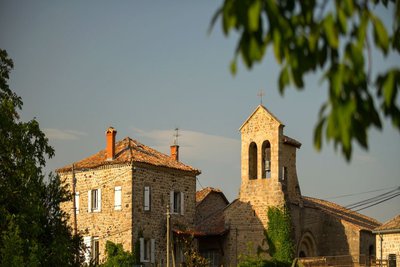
[92,237,100,264]
[75,192,80,214]
[144,186,151,211]
[170,191,184,215]
[83,236,92,264]
[114,186,122,210]
[88,188,101,213]
[140,238,155,263]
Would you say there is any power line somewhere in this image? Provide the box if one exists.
[345,187,400,209]
[354,193,400,212]
[326,185,399,200]
[344,186,400,212]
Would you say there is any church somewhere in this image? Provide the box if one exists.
[194,105,381,266]
[57,104,381,266]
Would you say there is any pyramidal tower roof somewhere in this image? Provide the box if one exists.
[239,104,284,131]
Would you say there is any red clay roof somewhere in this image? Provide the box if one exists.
[195,208,227,236]
[283,135,302,148]
[375,214,400,231]
[302,196,381,231]
[56,137,200,175]
[196,187,229,206]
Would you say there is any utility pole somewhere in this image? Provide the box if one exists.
[379,233,383,267]
[72,163,77,235]
[166,204,170,267]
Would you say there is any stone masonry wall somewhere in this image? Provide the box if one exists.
[195,192,227,225]
[376,232,400,267]
[60,164,133,262]
[132,164,197,267]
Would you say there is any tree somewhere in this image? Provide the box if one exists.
[101,241,137,267]
[211,0,400,160]
[0,49,83,266]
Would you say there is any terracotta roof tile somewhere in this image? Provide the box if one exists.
[302,196,381,231]
[283,135,302,148]
[375,214,400,231]
[195,208,227,236]
[56,137,200,175]
[196,187,228,205]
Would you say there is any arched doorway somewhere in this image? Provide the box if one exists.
[298,232,317,258]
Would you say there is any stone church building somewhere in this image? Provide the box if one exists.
[194,105,381,266]
[57,105,381,266]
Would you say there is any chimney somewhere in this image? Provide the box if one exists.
[106,127,117,160]
[170,145,179,161]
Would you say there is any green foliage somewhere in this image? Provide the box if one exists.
[265,207,295,264]
[175,234,209,267]
[211,0,400,161]
[0,49,84,266]
[101,241,137,267]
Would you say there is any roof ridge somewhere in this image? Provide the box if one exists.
[302,196,381,230]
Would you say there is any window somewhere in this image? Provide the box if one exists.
[262,140,271,178]
[144,186,151,211]
[88,189,101,212]
[170,191,184,215]
[92,237,100,264]
[201,250,221,267]
[114,186,122,210]
[140,238,155,263]
[248,142,258,179]
[83,236,99,264]
[75,192,80,214]
[281,166,288,181]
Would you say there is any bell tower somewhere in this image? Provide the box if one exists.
[238,105,302,225]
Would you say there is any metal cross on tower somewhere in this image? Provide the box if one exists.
[257,90,265,105]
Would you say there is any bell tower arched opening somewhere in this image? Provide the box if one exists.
[248,142,257,179]
[261,140,271,178]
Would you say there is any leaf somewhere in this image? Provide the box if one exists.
[372,15,389,54]
[230,59,237,75]
[382,71,395,106]
[248,0,262,32]
[323,14,339,49]
[278,66,290,94]
[337,8,347,34]
[272,29,282,63]
[314,117,326,151]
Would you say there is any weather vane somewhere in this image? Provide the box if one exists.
[257,90,265,105]
[173,128,180,145]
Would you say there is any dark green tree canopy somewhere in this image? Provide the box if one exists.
[0,49,83,266]
[212,0,400,160]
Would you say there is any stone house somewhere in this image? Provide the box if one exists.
[57,127,200,265]
[195,105,381,266]
[373,214,400,266]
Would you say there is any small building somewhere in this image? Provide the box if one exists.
[373,214,400,267]
[57,127,200,265]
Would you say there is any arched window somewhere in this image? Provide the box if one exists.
[262,141,271,178]
[248,142,257,179]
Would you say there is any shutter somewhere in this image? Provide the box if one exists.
[114,186,122,210]
[150,239,155,263]
[97,188,101,212]
[180,192,184,215]
[88,190,92,213]
[75,192,80,214]
[170,191,174,213]
[144,186,150,211]
[139,237,144,262]
[83,236,92,264]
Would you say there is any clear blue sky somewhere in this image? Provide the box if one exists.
[1,0,399,223]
